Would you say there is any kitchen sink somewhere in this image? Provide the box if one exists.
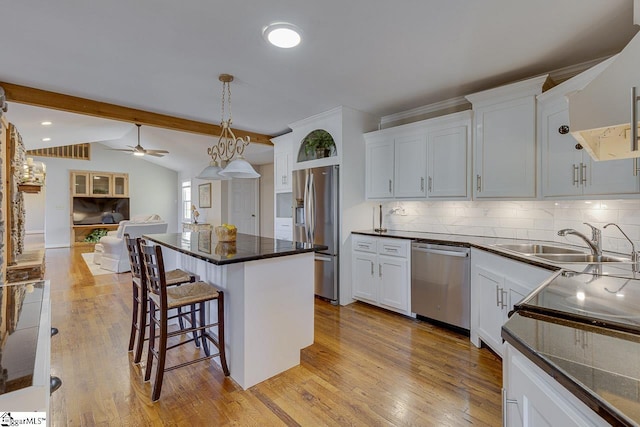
[533,253,631,263]
[494,243,585,255]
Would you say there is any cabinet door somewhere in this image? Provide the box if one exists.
[394,135,427,198]
[275,151,292,192]
[90,173,112,196]
[503,278,531,322]
[474,97,537,198]
[475,266,505,355]
[72,172,90,196]
[112,174,128,196]
[427,125,469,198]
[541,107,583,197]
[584,156,639,195]
[504,345,608,427]
[378,255,409,313]
[352,252,378,304]
[366,139,395,199]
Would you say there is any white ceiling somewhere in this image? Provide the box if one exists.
[2,0,638,172]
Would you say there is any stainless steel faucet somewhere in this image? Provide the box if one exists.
[604,223,640,268]
[557,222,602,259]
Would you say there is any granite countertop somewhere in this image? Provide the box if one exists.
[143,232,327,266]
[0,280,45,396]
[353,229,640,278]
[503,311,640,426]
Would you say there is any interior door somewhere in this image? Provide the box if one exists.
[228,178,259,235]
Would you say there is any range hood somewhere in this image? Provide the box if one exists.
[568,16,640,161]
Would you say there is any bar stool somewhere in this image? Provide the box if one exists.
[124,233,197,364]
[138,238,229,402]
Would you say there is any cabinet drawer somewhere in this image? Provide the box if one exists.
[353,236,377,253]
[378,239,408,258]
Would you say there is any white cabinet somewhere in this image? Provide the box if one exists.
[503,343,609,427]
[352,235,411,315]
[540,99,639,198]
[365,138,395,199]
[466,75,548,199]
[275,217,293,241]
[273,134,293,193]
[364,111,471,201]
[394,135,427,198]
[427,123,469,198]
[470,248,554,357]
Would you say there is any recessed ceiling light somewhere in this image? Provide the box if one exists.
[263,22,302,48]
[42,137,51,142]
[41,121,52,126]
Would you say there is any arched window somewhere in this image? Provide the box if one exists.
[297,129,336,162]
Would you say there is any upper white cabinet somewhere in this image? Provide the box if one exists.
[272,133,293,193]
[466,75,548,199]
[364,111,471,201]
[539,88,639,198]
[365,137,395,199]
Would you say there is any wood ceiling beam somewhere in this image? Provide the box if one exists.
[0,81,273,145]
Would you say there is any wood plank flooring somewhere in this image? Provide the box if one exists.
[47,245,502,426]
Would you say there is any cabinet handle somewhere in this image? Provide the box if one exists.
[476,174,482,192]
[635,158,640,177]
[379,264,382,278]
[581,163,587,185]
[500,289,508,309]
[370,261,374,276]
[428,176,433,192]
[388,179,393,193]
[496,285,501,307]
[573,164,579,185]
[420,177,425,192]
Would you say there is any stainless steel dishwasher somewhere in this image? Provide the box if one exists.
[411,242,470,330]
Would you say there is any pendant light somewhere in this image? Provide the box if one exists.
[198,74,260,180]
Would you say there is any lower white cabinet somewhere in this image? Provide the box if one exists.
[275,218,293,241]
[352,235,411,315]
[470,248,554,357]
[503,343,608,427]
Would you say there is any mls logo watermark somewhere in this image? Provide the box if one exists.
[0,412,47,426]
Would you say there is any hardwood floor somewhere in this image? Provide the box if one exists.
[48,245,502,426]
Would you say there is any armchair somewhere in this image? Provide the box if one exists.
[95,215,168,273]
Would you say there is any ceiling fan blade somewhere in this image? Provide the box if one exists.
[145,149,169,154]
[146,152,165,157]
[106,148,134,152]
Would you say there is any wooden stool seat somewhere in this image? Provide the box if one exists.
[165,269,193,285]
[150,281,219,309]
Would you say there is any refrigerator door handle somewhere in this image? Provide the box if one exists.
[308,172,316,243]
[315,254,333,262]
[304,172,312,243]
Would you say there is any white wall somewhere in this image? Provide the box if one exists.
[258,163,274,238]
[382,199,640,254]
[24,189,46,233]
[35,142,178,248]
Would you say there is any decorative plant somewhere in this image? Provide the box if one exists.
[303,130,335,157]
[84,228,109,243]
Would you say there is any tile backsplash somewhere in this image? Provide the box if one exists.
[377,199,640,254]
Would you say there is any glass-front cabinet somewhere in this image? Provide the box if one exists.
[90,174,112,196]
[72,172,90,196]
[113,174,128,196]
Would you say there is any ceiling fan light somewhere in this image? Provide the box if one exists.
[133,151,145,157]
[219,157,261,179]
[197,161,231,180]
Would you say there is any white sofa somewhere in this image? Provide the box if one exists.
[96,215,168,273]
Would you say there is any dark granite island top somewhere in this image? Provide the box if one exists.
[143,232,327,265]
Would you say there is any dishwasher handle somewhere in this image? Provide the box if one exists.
[412,247,469,258]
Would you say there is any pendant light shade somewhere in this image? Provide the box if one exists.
[197,161,231,181]
[219,157,261,179]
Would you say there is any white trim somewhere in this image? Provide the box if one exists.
[466,74,549,106]
[380,96,469,126]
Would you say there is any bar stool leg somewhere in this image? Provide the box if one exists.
[151,303,170,402]
[144,300,157,382]
[191,304,200,348]
[199,302,210,356]
[133,289,148,364]
[217,292,229,376]
[128,283,139,352]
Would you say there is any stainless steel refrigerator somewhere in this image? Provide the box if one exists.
[292,165,339,303]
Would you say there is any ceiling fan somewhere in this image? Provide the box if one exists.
[109,123,169,157]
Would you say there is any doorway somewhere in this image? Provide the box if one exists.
[227,178,259,235]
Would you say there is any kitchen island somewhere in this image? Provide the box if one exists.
[143,232,326,390]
